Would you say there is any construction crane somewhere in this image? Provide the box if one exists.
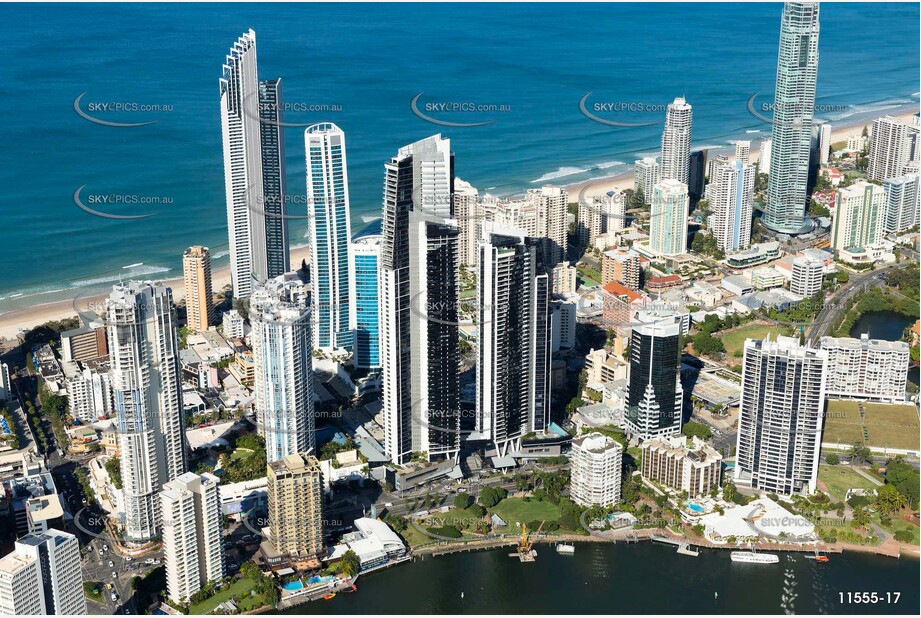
[517,520,546,561]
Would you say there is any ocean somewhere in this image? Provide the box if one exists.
[2,2,919,313]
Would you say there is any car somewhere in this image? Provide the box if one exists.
[125,556,132,561]
[105,583,114,590]
[103,544,108,551]
[144,558,155,565]
[108,561,114,568]
[111,593,118,602]
[111,571,117,579]
[384,502,393,507]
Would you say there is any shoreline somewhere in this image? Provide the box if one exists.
[1,106,917,342]
[564,107,917,201]
[0,245,312,341]
[259,531,918,614]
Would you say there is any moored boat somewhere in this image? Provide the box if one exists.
[730,551,779,564]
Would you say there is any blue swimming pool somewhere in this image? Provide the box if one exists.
[686,502,705,513]
[282,581,304,591]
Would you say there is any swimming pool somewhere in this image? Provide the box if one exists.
[282,581,304,591]
[686,502,705,513]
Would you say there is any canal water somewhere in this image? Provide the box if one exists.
[849,310,918,386]
[291,542,920,614]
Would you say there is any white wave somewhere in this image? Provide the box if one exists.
[360,214,381,224]
[530,166,589,183]
[71,265,171,288]
[593,160,627,170]
[745,129,762,134]
[211,250,229,260]
[122,262,144,269]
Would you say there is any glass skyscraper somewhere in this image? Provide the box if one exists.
[352,234,381,369]
[763,2,820,233]
[306,122,354,351]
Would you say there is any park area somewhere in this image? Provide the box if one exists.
[817,464,878,502]
[823,400,919,451]
[720,323,793,358]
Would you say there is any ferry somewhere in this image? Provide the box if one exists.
[730,551,779,564]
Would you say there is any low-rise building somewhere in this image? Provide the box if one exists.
[327,518,406,571]
[641,435,721,498]
[725,241,780,269]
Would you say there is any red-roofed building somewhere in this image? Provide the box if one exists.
[601,281,647,337]
[911,320,920,346]
[646,275,683,292]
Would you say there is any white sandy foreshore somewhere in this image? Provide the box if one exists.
[0,110,916,342]
[566,110,917,201]
[0,246,313,341]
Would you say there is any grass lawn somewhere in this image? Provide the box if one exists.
[823,400,865,446]
[490,498,561,525]
[824,400,920,450]
[189,578,255,615]
[874,514,921,546]
[818,464,878,501]
[862,403,920,451]
[577,266,602,287]
[721,324,792,358]
[230,447,254,461]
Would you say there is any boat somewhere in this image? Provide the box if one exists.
[730,551,779,564]
[805,550,829,563]
[556,543,576,555]
[323,593,337,600]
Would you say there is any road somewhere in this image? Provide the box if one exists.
[806,264,899,341]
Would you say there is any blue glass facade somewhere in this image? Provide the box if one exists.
[353,237,380,368]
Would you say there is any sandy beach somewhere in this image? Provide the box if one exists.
[0,246,313,341]
[566,110,917,201]
[0,110,915,343]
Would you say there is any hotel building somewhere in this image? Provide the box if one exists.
[624,314,683,440]
[820,334,909,402]
[660,97,693,184]
[832,181,885,252]
[352,234,382,369]
[267,454,324,558]
[709,159,754,252]
[649,179,689,256]
[182,246,214,333]
[641,435,722,498]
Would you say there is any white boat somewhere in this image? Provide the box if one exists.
[556,544,575,555]
[731,551,779,564]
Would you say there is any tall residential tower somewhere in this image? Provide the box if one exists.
[306,122,354,351]
[763,2,820,233]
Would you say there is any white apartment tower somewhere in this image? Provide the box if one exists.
[790,256,823,298]
[649,179,689,256]
[832,181,885,252]
[251,273,315,463]
[634,156,660,205]
[820,335,909,403]
[476,224,553,455]
[380,135,461,464]
[763,2,820,233]
[570,433,623,508]
[305,122,354,351]
[868,115,917,181]
[161,472,225,605]
[1,529,86,615]
[660,97,693,184]
[578,190,626,247]
[883,174,920,233]
[106,282,186,543]
[709,159,754,252]
[220,30,289,299]
[454,178,480,268]
[734,140,751,166]
[735,336,827,495]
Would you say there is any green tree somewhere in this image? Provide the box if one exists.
[454,492,473,510]
[825,453,839,466]
[104,457,123,490]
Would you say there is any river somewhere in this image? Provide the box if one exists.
[289,542,919,615]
